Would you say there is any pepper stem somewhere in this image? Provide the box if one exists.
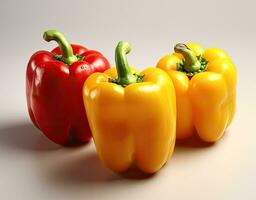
[114,41,139,86]
[174,43,201,72]
[43,30,78,65]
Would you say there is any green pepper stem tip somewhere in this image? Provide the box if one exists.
[43,30,78,65]
[174,43,201,73]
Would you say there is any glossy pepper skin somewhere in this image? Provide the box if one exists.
[26,30,110,145]
[83,41,176,173]
[157,43,236,142]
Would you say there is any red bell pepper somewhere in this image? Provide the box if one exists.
[26,30,110,145]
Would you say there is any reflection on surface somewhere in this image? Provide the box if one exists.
[0,120,228,187]
[0,122,59,151]
[0,121,156,184]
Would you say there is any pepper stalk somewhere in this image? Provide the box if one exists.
[110,41,143,87]
[174,43,208,76]
[43,30,78,65]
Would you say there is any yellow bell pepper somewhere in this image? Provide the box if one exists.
[83,41,176,173]
[157,43,237,142]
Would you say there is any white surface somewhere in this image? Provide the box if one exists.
[0,0,256,199]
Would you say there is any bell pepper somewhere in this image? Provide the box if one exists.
[26,30,110,145]
[156,43,237,142]
[83,41,176,173]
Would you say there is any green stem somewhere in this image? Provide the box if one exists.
[43,30,78,65]
[174,43,201,72]
[114,41,139,86]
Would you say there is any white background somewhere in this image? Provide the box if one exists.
[0,0,255,199]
